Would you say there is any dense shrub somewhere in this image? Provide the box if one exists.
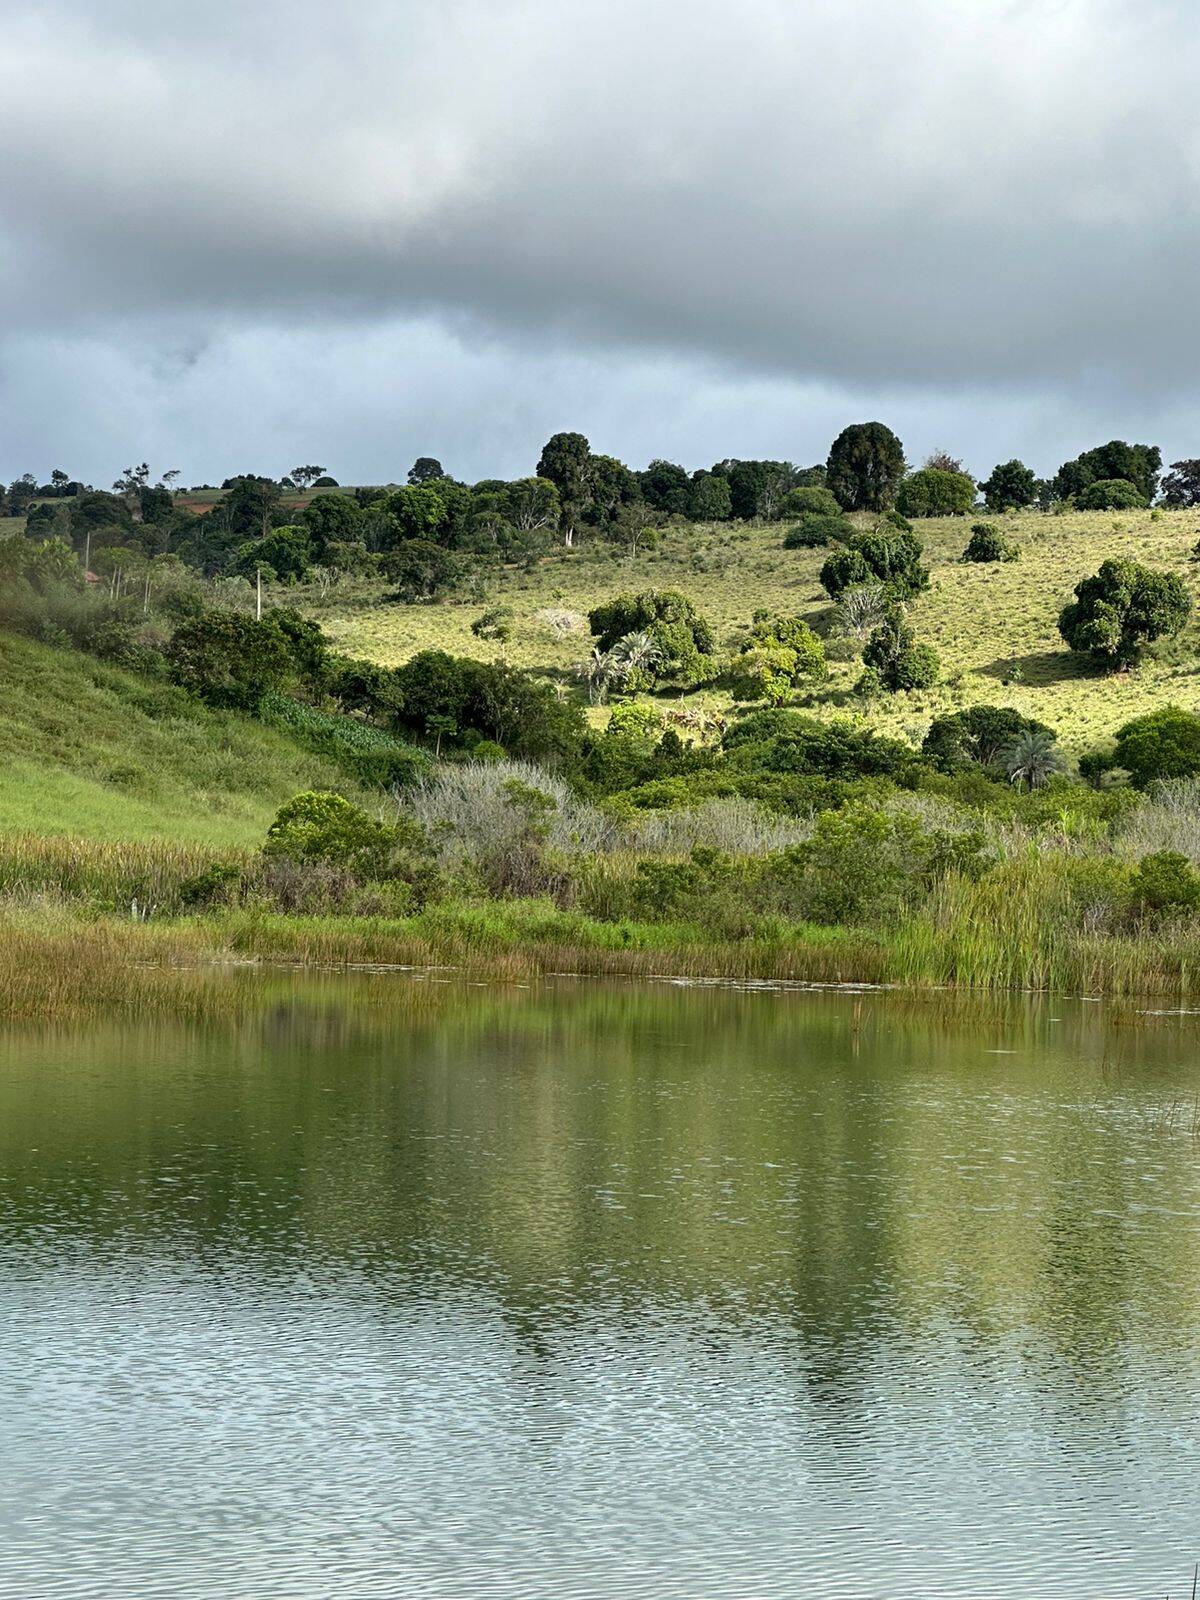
[723,709,913,779]
[165,609,324,710]
[922,706,1054,773]
[587,590,715,688]
[1054,441,1161,505]
[393,650,586,764]
[782,513,852,549]
[263,791,397,872]
[781,486,842,519]
[1076,479,1147,511]
[727,614,826,703]
[820,529,928,601]
[1109,707,1200,787]
[861,611,940,690]
[381,540,468,601]
[1058,559,1191,666]
[1130,850,1200,916]
[961,523,1018,563]
[895,468,976,518]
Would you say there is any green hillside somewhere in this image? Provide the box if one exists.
[0,633,356,846]
[308,506,1200,754]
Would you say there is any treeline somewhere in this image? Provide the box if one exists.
[4,430,1200,596]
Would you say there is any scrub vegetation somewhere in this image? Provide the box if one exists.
[5,432,1200,1005]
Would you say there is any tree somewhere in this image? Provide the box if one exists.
[1058,558,1191,667]
[49,469,70,494]
[826,423,906,511]
[923,706,1054,772]
[860,610,939,690]
[235,525,313,583]
[1161,460,1200,508]
[290,465,327,490]
[979,459,1037,512]
[961,523,1019,563]
[166,611,295,709]
[1131,851,1200,916]
[1001,728,1066,789]
[504,477,561,531]
[895,468,976,518]
[381,540,466,601]
[537,432,592,546]
[923,449,966,474]
[686,471,732,521]
[1077,478,1147,511]
[639,459,691,515]
[300,492,362,557]
[586,454,639,526]
[408,457,445,485]
[723,460,798,520]
[1111,707,1200,787]
[1053,441,1161,504]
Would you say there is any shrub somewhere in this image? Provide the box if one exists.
[782,513,851,549]
[781,486,841,518]
[727,614,826,703]
[723,709,913,779]
[961,523,1018,563]
[263,790,395,872]
[587,590,715,688]
[896,468,976,518]
[1054,441,1161,504]
[381,540,468,602]
[923,706,1054,772]
[471,606,514,642]
[1058,559,1191,666]
[1111,707,1200,787]
[1131,850,1200,916]
[820,529,928,601]
[166,610,294,710]
[1077,478,1148,511]
[861,611,940,690]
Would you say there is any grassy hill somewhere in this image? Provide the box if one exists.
[0,633,357,846]
[306,506,1200,754]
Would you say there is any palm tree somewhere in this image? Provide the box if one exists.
[574,646,625,705]
[1001,728,1066,789]
[614,630,665,677]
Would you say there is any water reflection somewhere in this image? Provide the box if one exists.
[0,978,1197,1596]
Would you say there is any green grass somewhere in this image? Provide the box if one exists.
[0,633,362,847]
[304,507,1200,753]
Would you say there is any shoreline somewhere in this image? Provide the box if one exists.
[3,901,1199,1023]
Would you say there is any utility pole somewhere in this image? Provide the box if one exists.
[256,566,263,621]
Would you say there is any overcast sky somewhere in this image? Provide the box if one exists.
[1,0,1197,487]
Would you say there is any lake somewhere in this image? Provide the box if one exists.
[0,973,1197,1598]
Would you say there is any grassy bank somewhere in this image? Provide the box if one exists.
[5,874,1200,1025]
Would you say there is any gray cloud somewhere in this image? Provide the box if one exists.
[1,0,1197,482]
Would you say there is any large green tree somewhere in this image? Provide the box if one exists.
[826,423,906,511]
[1053,440,1161,504]
[1058,558,1190,666]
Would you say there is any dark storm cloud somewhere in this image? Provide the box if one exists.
[0,0,1197,481]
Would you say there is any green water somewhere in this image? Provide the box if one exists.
[2,975,1199,1597]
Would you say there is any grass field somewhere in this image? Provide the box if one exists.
[304,507,1200,754]
[0,633,357,846]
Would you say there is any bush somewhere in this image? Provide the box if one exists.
[1131,850,1200,916]
[922,706,1054,772]
[861,611,940,690]
[961,523,1018,563]
[587,590,715,688]
[820,529,928,600]
[722,709,913,779]
[782,513,852,549]
[727,614,826,703]
[381,540,468,602]
[781,486,841,519]
[1077,478,1148,511]
[166,610,296,710]
[895,468,976,518]
[1110,707,1200,787]
[263,790,396,873]
[1058,559,1191,666]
